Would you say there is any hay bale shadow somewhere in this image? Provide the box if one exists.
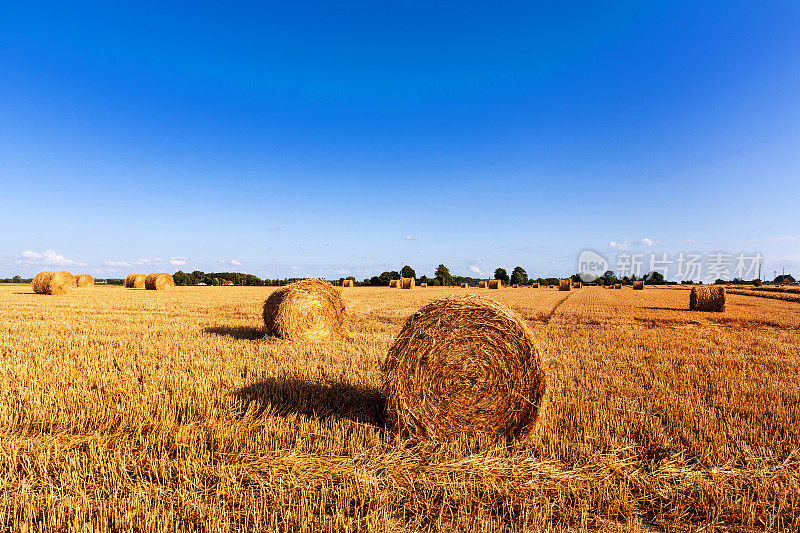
[204,325,266,340]
[234,377,386,428]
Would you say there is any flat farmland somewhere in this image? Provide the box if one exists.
[0,284,798,531]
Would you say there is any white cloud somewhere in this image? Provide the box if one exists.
[469,266,481,274]
[230,259,242,266]
[16,249,85,266]
[608,238,658,250]
[104,261,130,267]
[404,236,418,241]
[680,239,697,244]
[168,257,188,266]
[268,226,280,231]
[640,237,657,247]
[608,241,631,251]
[494,245,504,249]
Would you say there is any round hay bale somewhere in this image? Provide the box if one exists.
[488,279,502,289]
[558,279,571,291]
[342,279,354,288]
[572,281,582,289]
[32,271,77,295]
[615,283,622,289]
[145,273,175,291]
[690,286,726,312]
[531,283,539,288]
[382,295,546,442]
[125,274,146,288]
[478,281,487,288]
[400,277,415,289]
[389,279,400,288]
[460,283,468,288]
[420,282,427,287]
[263,278,346,341]
[632,281,645,290]
[75,274,94,288]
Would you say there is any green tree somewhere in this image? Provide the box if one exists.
[12,275,21,284]
[212,278,220,286]
[401,265,416,279]
[173,271,189,286]
[494,268,509,283]
[510,266,527,285]
[435,264,453,286]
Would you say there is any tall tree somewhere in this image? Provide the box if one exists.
[400,265,416,279]
[494,268,509,283]
[435,264,453,286]
[510,266,528,285]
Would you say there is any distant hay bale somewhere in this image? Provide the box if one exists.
[615,283,622,289]
[690,286,726,312]
[572,281,582,289]
[401,277,415,289]
[32,271,77,295]
[531,283,539,288]
[125,274,146,288]
[382,295,546,442]
[558,279,571,291]
[488,279,502,289]
[145,273,175,291]
[512,284,519,288]
[342,279,354,288]
[420,282,427,287]
[75,274,94,288]
[478,281,487,288]
[263,278,346,341]
[460,283,468,288]
[633,281,645,290]
[389,279,400,288]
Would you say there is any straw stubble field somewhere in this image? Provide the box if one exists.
[0,284,798,531]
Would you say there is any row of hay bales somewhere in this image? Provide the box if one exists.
[263,278,545,443]
[125,273,175,290]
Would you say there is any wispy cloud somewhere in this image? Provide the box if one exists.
[494,245,504,249]
[469,265,481,274]
[268,226,280,231]
[230,259,242,266]
[640,237,657,247]
[608,238,659,251]
[168,257,188,266]
[15,249,85,266]
[104,260,130,267]
[404,235,418,241]
[607,241,631,251]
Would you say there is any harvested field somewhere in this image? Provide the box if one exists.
[0,284,798,530]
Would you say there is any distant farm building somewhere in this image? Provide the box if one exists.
[774,274,796,284]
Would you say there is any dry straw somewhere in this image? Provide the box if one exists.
[633,281,645,290]
[32,271,77,295]
[263,278,346,341]
[615,283,622,289]
[125,274,146,288]
[420,282,427,287]
[145,273,175,291]
[401,277,415,289]
[75,274,95,287]
[572,281,582,289]
[531,283,539,288]
[690,286,726,312]
[488,279,502,289]
[478,281,487,288]
[460,283,468,288]
[389,279,400,288]
[341,279,354,288]
[382,295,546,442]
[558,279,571,291]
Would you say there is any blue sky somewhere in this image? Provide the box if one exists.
[1,2,799,280]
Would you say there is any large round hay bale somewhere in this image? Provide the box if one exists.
[400,277,415,289]
[558,279,571,291]
[632,281,645,290]
[75,274,94,287]
[382,296,546,442]
[478,281,487,288]
[145,273,175,290]
[389,279,400,288]
[125,274,146,288]
[32,271,77,295]
[342,279,354,288]
[263,278,346,341]
[690,286,726,312]
[488,279,502,289]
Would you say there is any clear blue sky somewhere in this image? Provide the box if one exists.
[2,2,799,281]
